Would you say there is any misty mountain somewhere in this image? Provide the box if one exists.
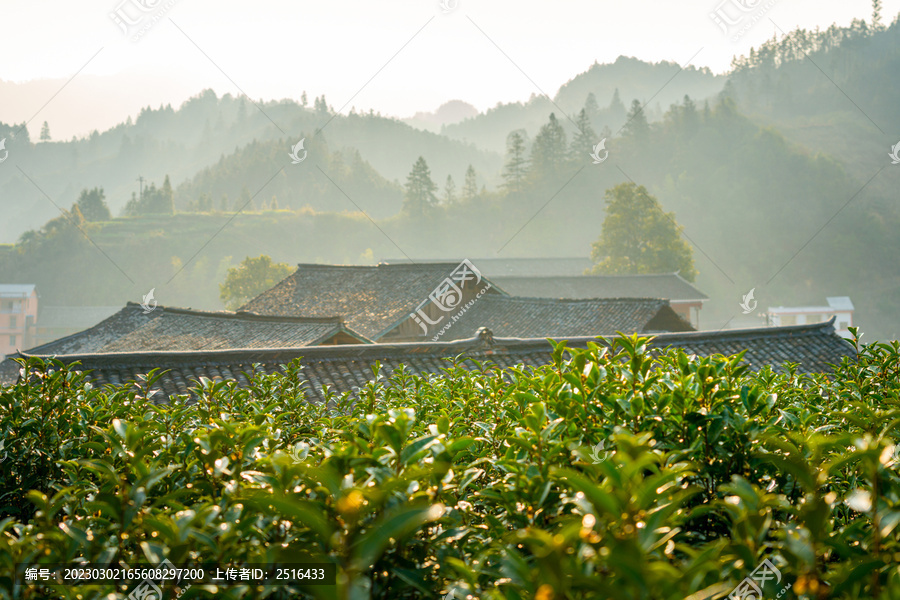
[403,100,479,133]
[441,56,726,153]
[725,16,900,200]
[0,92,500,243]
[173,136,403,218]
[4,19,900,339]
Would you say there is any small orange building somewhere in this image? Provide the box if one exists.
[0,285,38,359]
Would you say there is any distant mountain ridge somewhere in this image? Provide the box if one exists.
[441,56,726,152]
[403,100,479,133]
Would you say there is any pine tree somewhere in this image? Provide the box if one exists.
[872,0,884,29]
[501,130,529,193]
[589,182,696,281]
[584,93,600,119]
[529,113,568,181]
[40,121,51,142]
[569,109,598,163]
[159,175,174,214]
[314,96,329,116]
[444,175,457,204]
[403,156,438,217]
[622,99,650,140]
[301,91,308,107]
[681,95,699,133]
[609,88,626,118]
[462,165,479,201]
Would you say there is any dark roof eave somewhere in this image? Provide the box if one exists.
[17,319,850,368]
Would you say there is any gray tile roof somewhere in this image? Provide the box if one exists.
[489,273,709,302]
[8,320,854,402]
[239,262,506,339]
[435,296,694,341]
[380,257,594,277]
[19,303,371,355]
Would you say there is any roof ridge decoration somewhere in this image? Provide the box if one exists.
[477,327,495,349]
[483,295,668,305]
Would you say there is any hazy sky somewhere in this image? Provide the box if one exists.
[2,0,897,125]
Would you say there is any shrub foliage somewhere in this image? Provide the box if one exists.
[1,332,899,599]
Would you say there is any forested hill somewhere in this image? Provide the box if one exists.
[3,13,900,339]
[725,15,900,200]
[441,56,725,153]
[4,92,899,338]
[0,93,499,243]
[172,137,404,219]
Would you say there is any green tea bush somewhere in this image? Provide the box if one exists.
[1,331,899,599]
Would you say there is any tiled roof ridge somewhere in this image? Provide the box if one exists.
[293,262,463,270]
[650,316,846,344]
[19,303,151,354]
[17,320,846,366]
[505,273,709,298]
[483,295,668,306]
[122,302,347,324]
[525,317,842,347]
[16,333,488,367]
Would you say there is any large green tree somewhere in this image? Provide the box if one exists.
[589,182,697,281]
[403,156,438,217]
[219,255,293,310]
[74,187,111,222]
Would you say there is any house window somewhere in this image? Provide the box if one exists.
[9,335,16,346]
[838,321,849,330]
[780,315,797,326]
[9,316,15,328]
[806,314,822,324]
